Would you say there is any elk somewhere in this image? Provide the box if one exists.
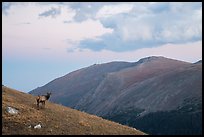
[36,92,51,109]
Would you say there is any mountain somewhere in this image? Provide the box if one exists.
[2,86,145,135]
[30,56,202,135]
[194,60,202,64]
[30,61,136,107]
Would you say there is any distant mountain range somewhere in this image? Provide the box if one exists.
[30,56,202,135]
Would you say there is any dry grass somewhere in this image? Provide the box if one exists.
[2,86,146,135]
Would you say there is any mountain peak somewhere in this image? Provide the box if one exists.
[136,56,166,64]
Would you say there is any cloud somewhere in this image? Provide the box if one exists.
[63,20,72,23]
[79,32,162,52]
[74,2,202,52]
[60,40,202,68]
[2,2,202,54]
[148,2,170,13]
[2,2,12,15]
[42,47,51,50]
[15,22,31,25]
[96,3,134,18]
[39,7,61,18]
[2,3,113,60]
[69,2,106,22]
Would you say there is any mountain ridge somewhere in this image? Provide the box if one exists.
[29,56,202,135]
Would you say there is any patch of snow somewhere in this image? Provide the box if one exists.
[133,128,138,131]
[6,107,18,114]
[34,124,42,129]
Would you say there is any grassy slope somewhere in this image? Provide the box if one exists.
[2,86,146,135]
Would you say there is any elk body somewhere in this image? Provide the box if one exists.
[36,92,51,109]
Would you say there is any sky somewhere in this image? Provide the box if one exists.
[2,2,202,92]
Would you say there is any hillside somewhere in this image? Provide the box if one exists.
[29,56,202,135]
[2,86,146,135]
[30,61,136,107]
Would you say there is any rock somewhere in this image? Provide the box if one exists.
[34,124,42,129]
[6,107,18,114]
[28,125,32,128]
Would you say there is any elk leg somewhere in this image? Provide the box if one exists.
[37,102,39,109]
